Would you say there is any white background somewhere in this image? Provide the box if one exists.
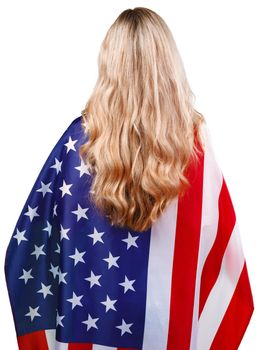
[0,1,261,348]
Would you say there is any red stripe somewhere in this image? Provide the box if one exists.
[199,178,236,318]
[17,330,48,350]
[210,262,254,349]
[167,138,205,349]
[68,343,92,350]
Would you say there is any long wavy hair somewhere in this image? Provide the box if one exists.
[79,7,206,232]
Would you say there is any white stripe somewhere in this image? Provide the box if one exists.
[44,329,68,350]
[45,329,56,350]
[142,197,178,350]
[197,221,245,349]
[54,340,68,350]
[190,124,223,349]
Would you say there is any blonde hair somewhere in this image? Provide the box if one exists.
[79,7,206,232]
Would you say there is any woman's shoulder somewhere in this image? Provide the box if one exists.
[62,114,89,151]
[66,115,85,137]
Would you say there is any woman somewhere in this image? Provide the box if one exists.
[5,7,254,350]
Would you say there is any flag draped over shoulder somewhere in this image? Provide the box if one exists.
[4,115,254,350]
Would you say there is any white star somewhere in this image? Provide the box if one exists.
[59,180,73,197]
[71,203,89,222]
[37,282,53,299]
[36,181,53,197]
[116,319,133,336]
[100,295,117,312]
[42,220,52,237]
[58,269,67,284]
[88,227,104,245]
[55,243,60,254]
[60,224,70,241]
[119,275,136,293]
[103,252,120,269]
[19,268,34,284]
[64,136,78,154]
[50,158,63,174]
[25,306,41,322]
[66,292,83,309]
[74,158,90,177]
[82,314,99,331]
[85,271,102,288]
[56,312,65,327]
[122,232,139,250]
[31,244,46,260]
[49,263,59,279]
[24,205,39,222]
[69,248,86,266]
[13,228,28,245]
[53,202,58,217]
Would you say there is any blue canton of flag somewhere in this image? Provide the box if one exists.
[5,116,151,349]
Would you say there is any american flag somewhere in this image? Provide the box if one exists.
[5,115,254,350]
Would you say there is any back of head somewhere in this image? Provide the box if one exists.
[80,7,206,232]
